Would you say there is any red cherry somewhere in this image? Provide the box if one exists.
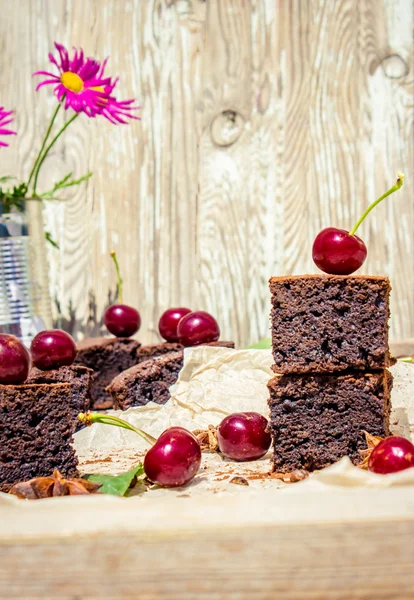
[30,329,77,370]
[0,334,31,384]
[217,412,271,462]
[144,426,202,487]
[368,436,414,474]
[312,227,367,275]
[78,413,201,488]
[104,304,141,338]
[159,307,192,342]
[177,311,220,347]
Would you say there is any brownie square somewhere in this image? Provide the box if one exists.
[107,351,184,410]
[269,274,395,373]
[267,370,392,472]
[28,365,94,430]
[0,383,79,492]
[74,337,142,410]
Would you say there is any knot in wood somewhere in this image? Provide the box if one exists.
[380,54,409,79]
[210,110,245,147]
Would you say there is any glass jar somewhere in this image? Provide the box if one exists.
[0,199,52,346]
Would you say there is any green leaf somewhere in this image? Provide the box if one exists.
[0,176,18,183]
[87,463,145,496]
[0,181,27,212]
[54,172,73,187]
[62,171,93,188]
[45,231,60,249]
[39,171,93,199]
[246,338,271,349]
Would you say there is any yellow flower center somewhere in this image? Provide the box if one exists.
[60,72,84,93]
[91,85,108,106]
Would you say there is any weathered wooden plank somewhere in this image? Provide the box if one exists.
[244,1,284,342]
[1,517,414,598]
[196,0,254,344]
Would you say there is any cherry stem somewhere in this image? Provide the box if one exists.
[78,412,157,446]
[349,172,405,236]
[349,173,404,235]
[110,251,123,304]
[397,356,414,364]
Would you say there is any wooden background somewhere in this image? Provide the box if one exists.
[0,0,413,347]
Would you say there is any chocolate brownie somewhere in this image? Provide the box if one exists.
[28,365,94,430]
[107,341,236,410]
[108,351,183,410]
[74,337,141,410]
[0,383,79,492]
[269,274,395,373]
[267,369,392,472]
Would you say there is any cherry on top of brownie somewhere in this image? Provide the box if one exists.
[269,274,395,374]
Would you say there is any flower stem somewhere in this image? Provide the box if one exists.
[110,250,123,304]
[27,102,62,189]
[349,172,405,236]
[78,412,157,446]
[32,112,79,196]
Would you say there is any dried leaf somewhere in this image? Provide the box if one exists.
[193,425,219,452]
[358,431,385,470]
[9,469,101,500]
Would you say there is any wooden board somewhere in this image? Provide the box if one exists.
[0,0,413,347]
[1,487,414,599]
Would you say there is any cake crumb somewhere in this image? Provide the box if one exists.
[229,476,249,486]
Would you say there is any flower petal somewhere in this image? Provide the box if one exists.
[32,42,140,123]
[0,105,16,146]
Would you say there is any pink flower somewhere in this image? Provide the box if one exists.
[34,43,140,123]
[0,106,17,148]
[96,71,140,124]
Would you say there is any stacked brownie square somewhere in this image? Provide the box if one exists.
[267,275,395,472]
